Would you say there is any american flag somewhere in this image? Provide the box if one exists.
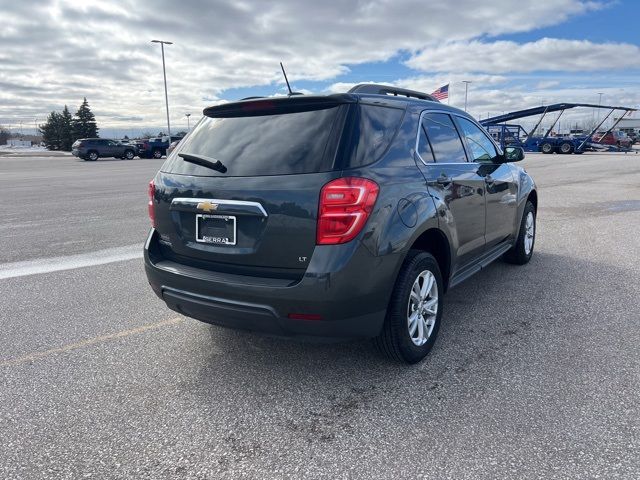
[430,84,449,101]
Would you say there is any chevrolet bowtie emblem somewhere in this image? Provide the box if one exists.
[197,201,218,212]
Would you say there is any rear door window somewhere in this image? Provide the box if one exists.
[421,113,467,163]
[416,123,435,163]
[163,106,345,177]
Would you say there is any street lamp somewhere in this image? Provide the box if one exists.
[593,92,604,129]
[462,80,472,112]
[185,113,191,131]
[151,39,173,139]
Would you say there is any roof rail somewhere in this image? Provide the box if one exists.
[348,84,438,102]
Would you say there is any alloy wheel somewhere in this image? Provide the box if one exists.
[524,211,535,255]
[407,270,438,346]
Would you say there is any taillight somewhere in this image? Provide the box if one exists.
[148,180,156,227]
[317,177,379,245]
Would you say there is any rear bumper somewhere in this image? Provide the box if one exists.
[143,229,400,339]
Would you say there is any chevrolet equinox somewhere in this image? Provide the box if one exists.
[144,84,537,364]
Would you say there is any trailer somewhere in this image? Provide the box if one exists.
[480,103,637,154]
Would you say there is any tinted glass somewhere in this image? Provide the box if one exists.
[351,104,405,167]
[162,106,343,176]
[457,117,499,163]
[422,113,467,163]
[417,124,435,162]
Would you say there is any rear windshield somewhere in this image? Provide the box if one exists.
[162,105,345,177]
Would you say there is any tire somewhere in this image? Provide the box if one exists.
[124,149,135,160]
[504,201,536,265]
[559,141,573,154]
[375,250,444,364]
[152,149,163,159]
[88,151,99,161]
[541,142,554,154]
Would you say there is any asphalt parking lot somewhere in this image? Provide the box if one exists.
[1,151,639,479]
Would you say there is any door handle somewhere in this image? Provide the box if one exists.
[435,174,453,185]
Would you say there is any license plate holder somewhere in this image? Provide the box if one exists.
[195,214,236,245]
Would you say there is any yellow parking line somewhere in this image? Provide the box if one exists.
[0,317,184,367]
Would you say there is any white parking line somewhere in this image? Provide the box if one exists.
[0,244,143,280]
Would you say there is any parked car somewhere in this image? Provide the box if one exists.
[620,129,638,144]
[144,84,537,364]
[136,135,184,159]
[592,130,632,148]
[166,138,182,157]
[72,138,137,161]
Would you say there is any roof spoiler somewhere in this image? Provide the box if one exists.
[348,84,438,102]
[203,95,356,118]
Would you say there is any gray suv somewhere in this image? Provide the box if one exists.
[72,138,137,161]
[144,84,537,363]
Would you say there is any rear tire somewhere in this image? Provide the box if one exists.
[559,141,573,154]
[153,149,162,159]
[375,250,443,364]
[541,142,554,154]
[504,201,536,265]
[88,151,99,161]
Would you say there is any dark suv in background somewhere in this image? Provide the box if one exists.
[72,138,137,161]
[144,84,537,364]
[136,136,184,159]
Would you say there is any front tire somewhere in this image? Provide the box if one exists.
[153,149,163,159]
[504,200,536,265]
[375,251,443,364]
[124,149,135,160]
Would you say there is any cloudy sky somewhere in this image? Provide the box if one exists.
[1,0,639,136]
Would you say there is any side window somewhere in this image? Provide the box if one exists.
[351,104,405,168]
[416,123,435,162]
[422,113,467,163]
[457,117,499,163]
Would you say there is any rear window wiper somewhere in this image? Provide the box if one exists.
[178,152,227,173]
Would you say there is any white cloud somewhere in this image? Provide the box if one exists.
[406,38,640,73]
[0,0,630,133]
[536,80,561,89]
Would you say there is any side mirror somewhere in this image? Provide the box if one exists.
[504,146,525,162]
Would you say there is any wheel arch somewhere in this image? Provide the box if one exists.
[408,228,452,292]
[527,189,538,212]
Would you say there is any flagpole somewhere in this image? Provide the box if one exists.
[448,81,450,105]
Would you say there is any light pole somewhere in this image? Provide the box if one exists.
[462,80,472,112]
[185,113,191,132]
[151,39,173,139]
[593,92,604,130]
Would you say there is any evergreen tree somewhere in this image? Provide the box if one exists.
[60,105,74,151]
[0,126,9,145]
[40,111,63,150]
[72,97,99,139]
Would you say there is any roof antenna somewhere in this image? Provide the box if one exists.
[280,62,301,96]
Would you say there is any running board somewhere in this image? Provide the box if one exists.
[449,241,513,289]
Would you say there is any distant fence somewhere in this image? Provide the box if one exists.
[5,140,32,147]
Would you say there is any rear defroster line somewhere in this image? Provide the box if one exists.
[0,244,143,280]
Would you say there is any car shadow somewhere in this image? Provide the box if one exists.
[190,250,630,390]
